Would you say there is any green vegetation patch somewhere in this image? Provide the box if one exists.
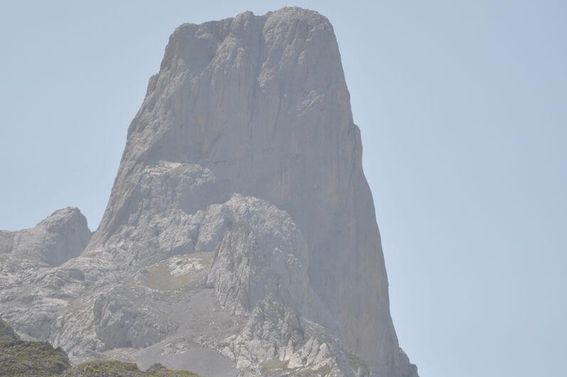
[63,361,198,377]
[0,318,198,377]
[141,265,192,291]
[259,359,289,372]
[0,319,70,377]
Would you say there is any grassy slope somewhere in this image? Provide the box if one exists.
[0,318,70,377]
[63,361,199,377]
[0,318,198,377]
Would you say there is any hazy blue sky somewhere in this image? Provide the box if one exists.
[1,1,565,377]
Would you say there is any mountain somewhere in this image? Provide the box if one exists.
[0,7,417,377]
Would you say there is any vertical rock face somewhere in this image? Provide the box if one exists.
[91,7,414,377]
[0,7,417,377]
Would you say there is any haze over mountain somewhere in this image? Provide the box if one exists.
[0,8,416,377]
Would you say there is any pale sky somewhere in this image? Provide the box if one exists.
[1,1,565,377]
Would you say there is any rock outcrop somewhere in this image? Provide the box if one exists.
[0,7,417,377]
[0,207,91,266]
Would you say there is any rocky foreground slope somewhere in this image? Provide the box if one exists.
[0,7,417,377]
[0,319,196,377]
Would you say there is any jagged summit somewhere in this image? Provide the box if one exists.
[161,7,332,77]
[0,8,417,377]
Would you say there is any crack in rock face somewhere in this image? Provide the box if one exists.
[0,7,418,377]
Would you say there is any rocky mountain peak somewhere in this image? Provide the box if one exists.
[0,8,417,377]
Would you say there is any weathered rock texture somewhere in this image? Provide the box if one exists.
[0,207,91,266]
[0,7,417,377]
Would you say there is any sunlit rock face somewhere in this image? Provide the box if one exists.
[0,207,90,266]
[0,7,417,377]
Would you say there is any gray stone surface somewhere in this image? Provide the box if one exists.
[0,207,91,266]
[0,7,417,377]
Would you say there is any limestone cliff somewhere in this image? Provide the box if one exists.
[0,8,417,377]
